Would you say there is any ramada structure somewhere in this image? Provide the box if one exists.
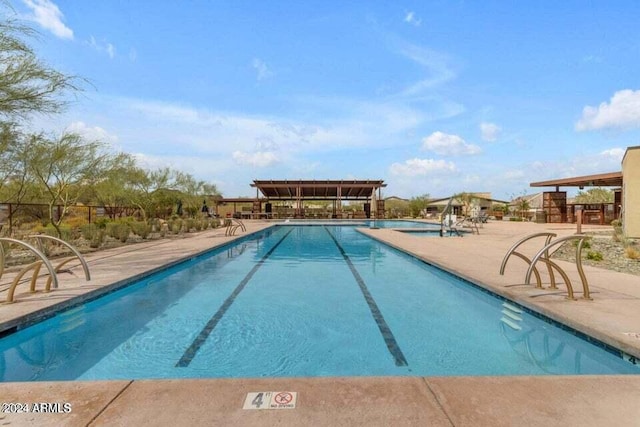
[217,180,386,219]
[530,145,640,238]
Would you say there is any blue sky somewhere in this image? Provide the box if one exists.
[11,0,640,200]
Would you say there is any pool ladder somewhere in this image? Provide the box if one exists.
[500,233,592,300]
[0,235,91,304]
[224,219,247,236]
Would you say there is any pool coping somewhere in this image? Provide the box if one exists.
[357,226,640,362]
[0,223,276,336]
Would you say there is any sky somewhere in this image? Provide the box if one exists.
[8,0,640,200]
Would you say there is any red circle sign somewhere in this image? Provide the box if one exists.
[274,392,293,405]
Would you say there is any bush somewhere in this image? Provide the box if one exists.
[509,217,523,222]
[94,217,110,229]
[81,224,98,240]
[625,247,640,260]
[64,216,88,229]
[185,218,195,232]
[31,223,73,241]
[170,219,183,234]
[586,251,603,261]
[130,221,151,239]
[573,238,591,249]
[106,223,130,243]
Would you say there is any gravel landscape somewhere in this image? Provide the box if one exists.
[553,232,640,276]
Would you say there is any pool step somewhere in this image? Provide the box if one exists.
[500,317,522,331]
[500,302,523,330]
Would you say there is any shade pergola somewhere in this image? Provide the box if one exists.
[530,171,623,190]
[251,180,386,217]
[529,171,623,224]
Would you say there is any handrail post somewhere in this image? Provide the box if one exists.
[0,238,59,290]
[28,235,91,282]
[525,235,591,300]
[499,232,556,288]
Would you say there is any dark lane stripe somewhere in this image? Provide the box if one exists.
[176,228,293,367]
[324,227,408,367]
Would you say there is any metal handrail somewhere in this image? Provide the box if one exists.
[525,235,591,300]
[29,235,91,287]
[224,218,246,236]
[499,232,557,288]
[6,261,43,303]
[0,237,59,292]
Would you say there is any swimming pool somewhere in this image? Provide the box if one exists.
[1,225,638,381]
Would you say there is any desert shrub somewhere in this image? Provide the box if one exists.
[148,218,161,232]
[193,219,203,231]
[509,217,523,222]
[170,219,183,234]
[573,238,591,249]
[106,223,130,243]
[81,224,98,240]
[185,218,195,232]
[586,251,603,261]
[64,216,88,229]
[130,221,151,239]
[31,223,73,241]
[625,247,640,260]
[93,218,110,229]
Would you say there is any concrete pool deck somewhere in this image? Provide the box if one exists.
[1,220,640,426]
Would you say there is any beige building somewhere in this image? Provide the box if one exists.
[622,146,640,238]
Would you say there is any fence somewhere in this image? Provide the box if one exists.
[0,203,141,234]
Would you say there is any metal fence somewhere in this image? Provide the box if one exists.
[0,203,140,234]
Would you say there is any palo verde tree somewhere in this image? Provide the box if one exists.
[408,193,430,218]
[0,5,79,122]
[26,132,118,237]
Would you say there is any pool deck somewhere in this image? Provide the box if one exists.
[2,220,640,426]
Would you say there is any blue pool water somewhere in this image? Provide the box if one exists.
[1,225,638,381]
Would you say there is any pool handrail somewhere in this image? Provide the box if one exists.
[0,237,59,298]
[500,232,557,288]
[29,234,91,289]
[524,234,591,300]
[224,218,246,236]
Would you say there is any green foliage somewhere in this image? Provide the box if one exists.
[408,194,430,218]
[94,217,109,229]
[385,198,410,218]
[0,7,81,120]
[169,219,183,234]
[106,222,130,243]
[586,251,603,261]
[509,217,524,222]
[81,224,105,248]
[572,238,591,249]
[130,221,151,239]
[575,188,614,204]
[510,191,531,219]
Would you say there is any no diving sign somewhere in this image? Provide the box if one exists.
[243,391,297,410]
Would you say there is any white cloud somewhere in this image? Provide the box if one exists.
[87,36,116,59]
[421,131,481,156]
[66,121,120,148]
[575,89,640,131]
[389,158,457,176]
[480,122,501,142]
[599,147,625,161]
[252,58,273,81]
[404,11,421,27]
[232,151,279,167]
[22,0,73,39]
